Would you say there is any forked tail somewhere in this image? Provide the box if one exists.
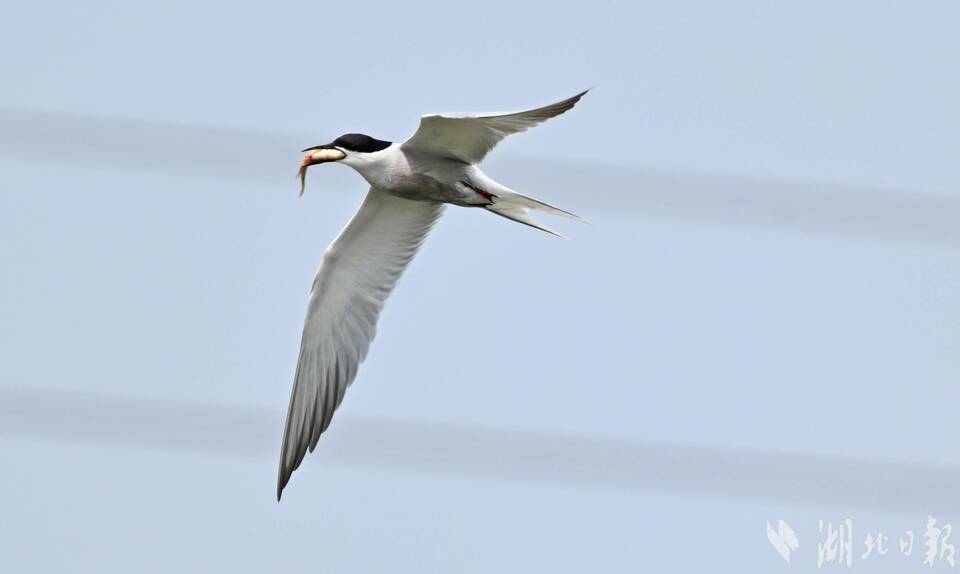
[483,190,582,238]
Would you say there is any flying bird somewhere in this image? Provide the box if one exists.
[278,90,589,499]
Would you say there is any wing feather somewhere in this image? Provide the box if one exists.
[401,90,589,164]
[277,188,444,499]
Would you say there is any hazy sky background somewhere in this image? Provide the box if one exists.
[2,1,959,572]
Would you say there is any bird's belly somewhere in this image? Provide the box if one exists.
[381,174,469,204]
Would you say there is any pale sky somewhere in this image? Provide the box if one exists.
[1,1,959,572]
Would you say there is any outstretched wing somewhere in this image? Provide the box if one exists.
[401,90,589,165]
[278,188,444,499]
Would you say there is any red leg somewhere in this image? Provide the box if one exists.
[461,180,496,202]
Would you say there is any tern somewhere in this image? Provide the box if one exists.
[278,90,589,499]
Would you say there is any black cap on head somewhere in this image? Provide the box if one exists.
[332,133,392,153]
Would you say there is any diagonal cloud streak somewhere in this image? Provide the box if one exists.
[1,106,959,246]
[2,385,959,513]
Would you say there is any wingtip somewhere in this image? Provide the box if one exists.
[554,88,590,115]
[277,464,291,501]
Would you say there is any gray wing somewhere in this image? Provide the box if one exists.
[400,90,589,164]
[277,188,444,499]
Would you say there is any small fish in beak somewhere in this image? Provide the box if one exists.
[297,147,347,195]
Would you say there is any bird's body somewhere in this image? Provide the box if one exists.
[342,143,488,205]
[278,91,589,499]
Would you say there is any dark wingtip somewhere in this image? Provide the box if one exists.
[555,89,590,115]
[277,465,290,502]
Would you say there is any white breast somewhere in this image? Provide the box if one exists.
[345,145,412,190]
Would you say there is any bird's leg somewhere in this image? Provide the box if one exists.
[460,180,497,203]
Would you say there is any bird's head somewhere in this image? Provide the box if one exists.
[298,133,393,195]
